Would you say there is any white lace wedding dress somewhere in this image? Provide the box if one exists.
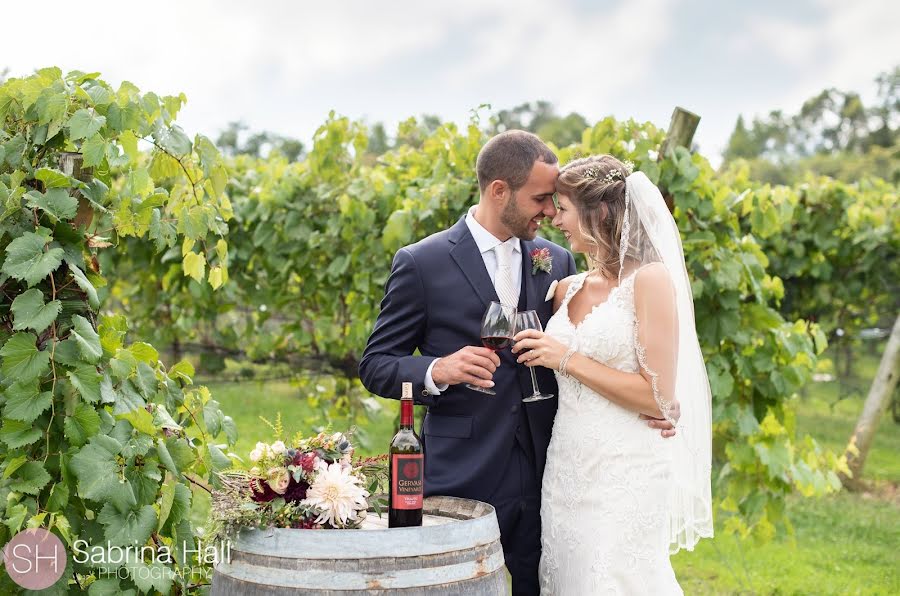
[539,270,682,595]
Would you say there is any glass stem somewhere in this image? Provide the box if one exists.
[529,366,540,395]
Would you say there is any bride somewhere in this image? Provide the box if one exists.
[512,155,713,594]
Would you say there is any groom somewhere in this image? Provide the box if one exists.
[359,130,572,595]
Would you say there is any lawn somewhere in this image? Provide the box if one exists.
[203,344,899,595]
[203,377,397,460]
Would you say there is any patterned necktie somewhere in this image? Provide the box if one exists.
[494,241,519,308]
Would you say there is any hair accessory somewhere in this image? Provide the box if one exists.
[583,160,635,184]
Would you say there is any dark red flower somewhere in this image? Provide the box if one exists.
[249,477,277,503]
[283,478,309,503]
[290,516,318,529]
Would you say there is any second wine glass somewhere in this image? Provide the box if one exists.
[516,310,555,403]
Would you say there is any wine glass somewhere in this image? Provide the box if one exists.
[466,301,517,395]
[515,310,555,403]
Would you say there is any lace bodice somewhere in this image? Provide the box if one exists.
[546,268,675,423]
[546,271,640,401]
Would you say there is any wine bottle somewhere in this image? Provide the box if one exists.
[389,382,423,527]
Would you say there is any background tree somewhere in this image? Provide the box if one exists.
[721,66,899,184]
[723,115,762,162]
[489,100,589,148]
[215,121,304,161]
[867,66,900,149]
[365,122,390,157]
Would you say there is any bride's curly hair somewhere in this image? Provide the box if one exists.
[555,154,630,280]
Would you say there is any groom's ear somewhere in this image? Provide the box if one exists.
[486,179,510,203]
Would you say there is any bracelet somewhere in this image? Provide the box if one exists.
[559,347,577,377]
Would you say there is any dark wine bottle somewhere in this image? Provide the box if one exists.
[389,382,424,528]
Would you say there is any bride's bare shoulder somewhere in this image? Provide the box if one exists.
[634,263,675,304]
[551,275,580,312]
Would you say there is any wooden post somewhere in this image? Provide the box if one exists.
[59,152,95,229]
[840,313,900,491]
[660,107,701,158]
[58,151,89,180]
[659,107,701,212]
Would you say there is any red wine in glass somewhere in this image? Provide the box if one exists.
[482,335,512,351]
[466,301,517,395]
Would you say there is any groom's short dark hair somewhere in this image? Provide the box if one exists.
[476,130,557,193]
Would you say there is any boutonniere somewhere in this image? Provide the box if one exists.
[530,247,552,275]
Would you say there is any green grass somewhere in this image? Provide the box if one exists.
[203,345,899,595]
[206,378,398,460]
[792,347,900,484]
[795,395,900,485]
[673,492,899,595]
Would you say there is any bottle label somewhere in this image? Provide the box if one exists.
[391,454,424,510]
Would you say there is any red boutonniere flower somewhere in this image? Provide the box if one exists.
[530,247,552,275]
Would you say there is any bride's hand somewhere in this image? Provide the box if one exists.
[512,329,567,371]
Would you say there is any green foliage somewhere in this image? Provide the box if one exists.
[675,348,899,593]
[0,68,237,593]
[720,162,899,387]
[104,111,486,382]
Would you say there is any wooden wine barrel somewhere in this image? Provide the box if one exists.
[211,496,507,595]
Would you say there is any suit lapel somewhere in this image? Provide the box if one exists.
[448,217,497,310]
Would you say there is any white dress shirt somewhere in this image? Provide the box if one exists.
[424,206,522,394]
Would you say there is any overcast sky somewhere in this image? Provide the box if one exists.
[2,0,898,165]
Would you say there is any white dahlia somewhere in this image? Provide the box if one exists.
[301,462,369,528]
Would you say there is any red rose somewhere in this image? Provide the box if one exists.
[292,451,318,473]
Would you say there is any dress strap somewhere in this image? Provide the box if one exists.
[560,272,589,310]
[617,270,637,300]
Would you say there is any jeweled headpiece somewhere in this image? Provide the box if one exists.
[582,160,634,184]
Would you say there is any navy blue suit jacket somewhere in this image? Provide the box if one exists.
[359,216,577,501]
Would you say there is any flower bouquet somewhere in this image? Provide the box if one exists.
[212,419,387,540]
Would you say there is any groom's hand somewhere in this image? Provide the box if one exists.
[640,399,680,438]
[432,347,500,389]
